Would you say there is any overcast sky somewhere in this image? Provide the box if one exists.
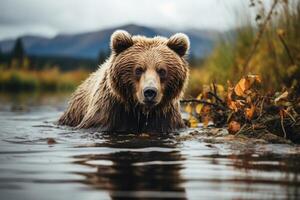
[0,0,270,40]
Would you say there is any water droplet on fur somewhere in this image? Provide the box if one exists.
[145,112,149,126]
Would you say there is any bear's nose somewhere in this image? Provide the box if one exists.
[143,87,157,102]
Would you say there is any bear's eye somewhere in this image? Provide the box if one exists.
[157,68,167,79]
[135,67,144,77]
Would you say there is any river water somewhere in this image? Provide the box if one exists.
[0,92,299,200]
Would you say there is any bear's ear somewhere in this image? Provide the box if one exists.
[110,30,134,54]
[167,33,190,57]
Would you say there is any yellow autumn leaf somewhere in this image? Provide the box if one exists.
[185,104,192,114]
[234,77,248,96]
[228,101,238,112]
[245,104,256,120]
[189,116,198,128]
[216,84,225,94]
[196,93,202,100]
[195,104,203,114]
[228,121,241,134]
[234,75,261,96]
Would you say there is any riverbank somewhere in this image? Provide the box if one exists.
[0,68,90,92]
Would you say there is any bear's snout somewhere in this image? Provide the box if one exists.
[143,87,158,104]
[135,67,163,107]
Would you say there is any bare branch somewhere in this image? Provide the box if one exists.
[243,0,279,72]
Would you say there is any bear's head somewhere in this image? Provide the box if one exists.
[109,30,189,109]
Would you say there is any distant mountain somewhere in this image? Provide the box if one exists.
[0,24,218,59]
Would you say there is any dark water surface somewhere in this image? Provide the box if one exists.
[0,93,300,200]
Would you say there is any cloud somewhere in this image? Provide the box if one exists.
[0,0,255,40]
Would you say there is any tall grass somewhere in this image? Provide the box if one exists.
[186,0,300,96]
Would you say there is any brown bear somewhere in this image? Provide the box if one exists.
[58,30,190,133]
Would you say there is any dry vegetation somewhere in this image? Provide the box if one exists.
[182,75,300,143]
[183,0,300,143]
[186,0,300,96]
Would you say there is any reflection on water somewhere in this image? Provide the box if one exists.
[0,92,300,200]
[74,135,187,199]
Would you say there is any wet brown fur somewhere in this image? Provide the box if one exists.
[58,31,190,133]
